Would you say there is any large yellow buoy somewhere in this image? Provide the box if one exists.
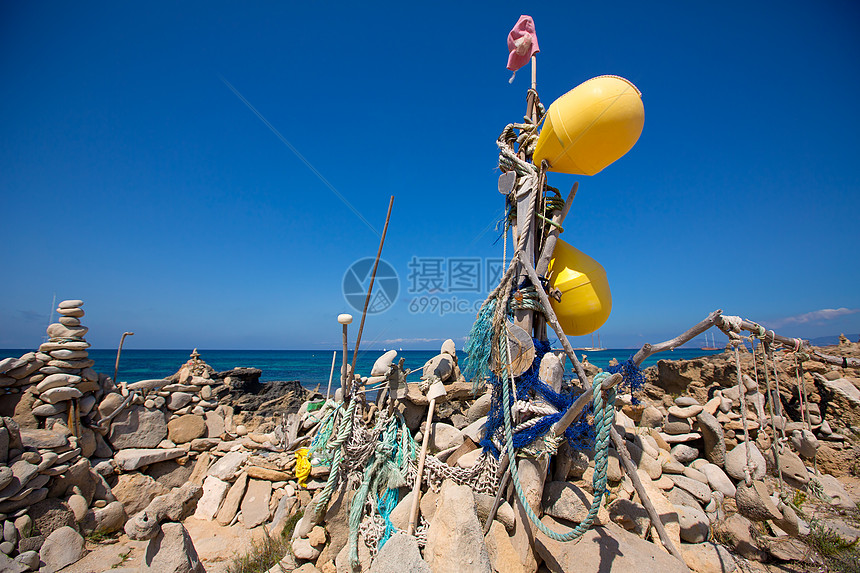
[534,75,644,176]
[547,239,611,336]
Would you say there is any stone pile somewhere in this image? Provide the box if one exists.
[270,340,860,573]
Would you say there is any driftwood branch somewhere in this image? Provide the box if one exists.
[631,310,724,365]
[611,427,689,569]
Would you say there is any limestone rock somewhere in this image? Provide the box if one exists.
[81,501,127,535]
[724,442,766,481]
[676,504,709,543]
[216,472,248,525]
[424,480,491,573]
[108,406,168,449]
[696,411,725,466]
[370,531,431,573]
[140,522,204,573]
[541,481,607,525]
[167,415,207,444]
[125,482,203,540]
[680,542,737,573]
[39,526,85,572]
[194,476,230,520]
[700,463,735,498]
[714,513,767,561]
[112,472,170,516]
[206,451,248,481]
[668,475,711,504]
[241,479,272,528]
[114,448,185,471]
[535,519,688,573]
[608,498,650,537]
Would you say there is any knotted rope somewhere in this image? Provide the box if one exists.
[312,398,358,522]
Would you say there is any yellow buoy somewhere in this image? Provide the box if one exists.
[547,239,611,336]
[534,75,644,176]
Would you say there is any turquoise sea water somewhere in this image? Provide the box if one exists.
[1,347,723,389]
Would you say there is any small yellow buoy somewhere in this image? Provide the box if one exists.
[547,239,611,336]
[534,75,644,176]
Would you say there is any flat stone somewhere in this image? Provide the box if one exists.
[204,411,225,438]
[35,374,82,393]
[680,542,738,573]
[0,461,38,500]
[108,406,168,449]
[194,475,230,520]
[167,415,207,444]
[113,448,184,471]
[19,429,68,449]
[668,405,703,418]
[216,472,248,525]
[168,392,193,410]
[39,526,84,571]
[207,451,248,481]
[535,519,687,573]
[660,432,701,443]
[57,300,83,309]
[241,479,272,528]
[39,386,82,404]
[670,444,699,464]
[669,475,712,504]
[701,463,736,497]
[127,379,170,391]
[46,323,88,338]
[246,466,291,481]
[542,481,608,525]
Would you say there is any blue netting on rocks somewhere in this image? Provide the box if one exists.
[607,357,646,403]
[481,338,595,457]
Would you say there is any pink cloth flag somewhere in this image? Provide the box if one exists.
[506,15,539,72]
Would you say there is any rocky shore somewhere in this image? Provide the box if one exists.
[0,299,857,573]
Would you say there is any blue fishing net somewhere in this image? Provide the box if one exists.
[481,338,596,457]
[607,357,646,403]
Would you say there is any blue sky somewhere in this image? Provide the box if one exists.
[1,1,858,351]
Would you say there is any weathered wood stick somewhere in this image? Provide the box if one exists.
[631,310,724,365]
[610,427,689,570]
[113,331,134,384]
[326,351,336,399]
[348,196,395,396]
[407,382,447,536]
[550,373,622,437]
[534,182,578,277]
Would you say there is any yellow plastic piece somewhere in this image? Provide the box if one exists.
[546,239,611,336]
[295,447,311,488]
[534,75,644,175]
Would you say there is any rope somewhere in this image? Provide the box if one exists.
[760,341,786,493]
[501,328,614,541]
[722,315,744,333]
[731,342,753,486]
[311,398,358,522]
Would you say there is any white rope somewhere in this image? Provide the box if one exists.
[722,315,744,333]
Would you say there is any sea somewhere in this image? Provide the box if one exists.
[1,347,723,389]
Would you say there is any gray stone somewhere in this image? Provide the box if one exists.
[667,487,702,510]
[206,451,248,481]
[676,504,710,543]
[241,479,272,528]
[36,374,82,393]
[370,531,431,573]
[668,475,712,504]
[204,411,225,438]
[14,550,39,571]
[776,448,809,486]
[80,500,127,535]
[32,402,69,417]
[426,422,464,451]
[735,481,782,522]
[168,392,193,411]
[670,444,699,464]
[140,522,204,573]
[424,480,491,573]
[701,463,736,497]
[639,406,664,428]
[0,461,38,500]
[724,442,766,481]
[0,553,27,573]
[19,428,67,449]
[108,406,168,449]
[696,410,726,466]
[39,526,85,572]
[0,468,12,491]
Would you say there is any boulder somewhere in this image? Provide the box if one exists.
[112,472,170,516]
[608,498,650,537]
[680,542,737,573]
[81,501,127,535]
[125,483,203,540]
[424,480,491,573]
[29,497,75,537]
[108,406,168,449]
[695,411,725,466]
[724,442,766,482]
[714,513,767,561]
[534,519,688,573]
[676,504,709,543]
[140,522,204,573]
[370,531,430,573]
[167,415,207,444]
[542,481,607,525]
[700,463,735,498]
[241,479,272,528]
[39,526,85,572]
[194,476,230,520]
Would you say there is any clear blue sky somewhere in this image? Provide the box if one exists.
[2,1,859,351]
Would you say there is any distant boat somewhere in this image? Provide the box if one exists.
[574,331,606,352]
[702,332,719,351]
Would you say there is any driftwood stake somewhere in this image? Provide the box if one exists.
[348,196,395,396]
[407,380,447,536]
[114,331,134,383]
[326,351,337,399]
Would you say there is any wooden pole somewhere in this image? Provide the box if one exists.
[326,351,337,399]
[114,331,134,383]
[348,196,395,395]
[407,381,447,536]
